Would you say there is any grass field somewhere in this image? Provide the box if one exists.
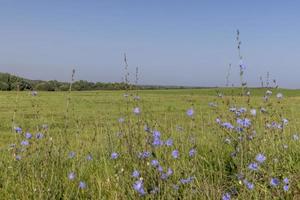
[0,88,300,199]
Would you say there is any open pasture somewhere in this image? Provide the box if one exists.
[0,88,300,199]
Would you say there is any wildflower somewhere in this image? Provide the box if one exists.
[276,93,283,99]
[282,118,288,125]
[216,118,221,124]
[243,179,254,190]
[133,180,146,196]
[189,148,196,157]
[21,140,29,146]
[165,138,173,146]
[237,118,251,128]
[186,108,194,117]
[255,153,266,163]
[157,165,163,172]
[133,107,140,115]
[134,96,140,100]
[283,185,289,192]
[68,172,76,180]
[172,150,179,159]
[180,176,194,184]
[118,117,125,123]
[15,127,22,134]
[238,107,247,113]
[138,151,151,159]
[132,170,140,178]
[239,59,246,70]
[167,168,173,176]
[25,132,32,139]
[250,109,256,116]
[79,181,86,189]
[248,162,259,171]
[161,173,168,180]
[270,178,280,187]
[153,130,161,138]
[15,155,21,161]
[111,152,119,159]
[222,193,231,200]
[68,151,76,158]
[151,159,159,167]
[283,178,289,184]
[36,133,44,139]
[293,134,299,141]
[222,122,234,129]
[86,154,93,161]
[152,137,163,146]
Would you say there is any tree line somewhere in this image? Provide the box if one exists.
[0,73,133,91]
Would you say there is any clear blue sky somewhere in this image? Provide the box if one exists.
[0,0,299,88]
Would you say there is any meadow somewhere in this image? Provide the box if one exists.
[0,88,300,199]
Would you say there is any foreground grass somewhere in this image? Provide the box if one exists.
[0,88,300,199]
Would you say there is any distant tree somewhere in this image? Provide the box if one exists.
[0,81,9,90]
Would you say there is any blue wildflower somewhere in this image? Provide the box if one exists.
[68,151,76,158]
[133,180,146,196]
[248,162,259,171]
[151,159,159,167]
[237,118,251,128]
[270,178,280,187]
[152,137,163,146]
[161,173,168,180]
[186,108,194,117]
[180,176,194,184]
[25,132,32,139]
[222,122,234,129]
[165,138,173,146]
[68,172,76,180]
[15,155,21,161]
[133,107,140,115]
[283,185,289,192]
[172,150,179,159]
[86,154,93,161]
[79,181,86,189]
[256,153,266,163]
[111,152,119,159]
[167,168,173,176]
[118,117,125,123]
[36,133,44,139]
[153,130,161,138]
[243,179,254,190]
[222,193,231,200]
[21,140,29,146]
[189,148,196,157]
[132,170,140,178]
[157,165,163,172]
[15,127,22,134]
[138,151,151,159]
[283,178,289,184]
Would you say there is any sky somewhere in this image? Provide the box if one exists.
[0,0,299,88]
